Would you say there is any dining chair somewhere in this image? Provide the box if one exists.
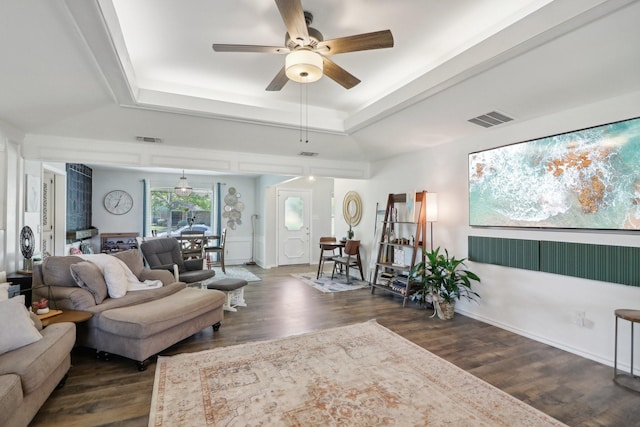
[205,228,226,273]
[331,239,364,284]
[317,236,339,279]
[179,230,206,261]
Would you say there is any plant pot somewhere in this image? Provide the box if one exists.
[437,300,456,320]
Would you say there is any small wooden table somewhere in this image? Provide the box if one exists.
[317,240,345,279]
[7,271,33,306]
[39,310,93,327]
[614,309,640,393]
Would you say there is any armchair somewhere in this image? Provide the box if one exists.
[140,237,215,284]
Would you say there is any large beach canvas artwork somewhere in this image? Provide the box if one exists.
[469,116,640,230]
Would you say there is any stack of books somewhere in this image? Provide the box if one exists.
[378,272,394,286]
[391,280,408,295]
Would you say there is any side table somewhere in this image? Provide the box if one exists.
[614,309,640,393]
[39,310,93,327]
[7,271,33,306]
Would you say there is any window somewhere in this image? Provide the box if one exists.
[284,196,304,231]
[150,188,213,236]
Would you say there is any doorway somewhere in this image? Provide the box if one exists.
[277,189,311,265]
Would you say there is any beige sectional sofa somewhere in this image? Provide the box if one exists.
[0,313,75,427]
[33,249,225,370]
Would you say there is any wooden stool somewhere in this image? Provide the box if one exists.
[614,309,640,393]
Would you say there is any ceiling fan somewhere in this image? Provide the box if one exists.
[212,0,394,91]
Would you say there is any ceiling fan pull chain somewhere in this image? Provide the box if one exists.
[299,81,303,143]
[305,82,309,143]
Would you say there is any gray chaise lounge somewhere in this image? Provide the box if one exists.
[33,250,225,370]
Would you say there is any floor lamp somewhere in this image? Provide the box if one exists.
[426,193,438,251]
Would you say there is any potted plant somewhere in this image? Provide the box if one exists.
[409,247,480,320]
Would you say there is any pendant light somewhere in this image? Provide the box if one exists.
[174,170,193,197]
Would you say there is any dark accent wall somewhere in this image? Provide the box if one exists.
[66,163,92,232]
[468,236,640,287]
[468,236,539,271]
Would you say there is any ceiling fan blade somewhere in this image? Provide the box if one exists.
[275,0,309,46]
[266,67,289,91]
[322,57,361,89]
[212,44,289,54]
[317,30,394,55]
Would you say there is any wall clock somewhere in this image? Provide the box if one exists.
[104,190,133,215]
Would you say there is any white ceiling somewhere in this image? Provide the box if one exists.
[1,0,639,169]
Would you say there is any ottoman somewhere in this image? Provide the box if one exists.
[206,278,248,312]
[96,287,225,369]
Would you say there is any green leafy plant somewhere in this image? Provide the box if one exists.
[410,247,481,305]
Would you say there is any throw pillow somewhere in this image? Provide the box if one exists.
[70,261,109,304]
[0,282,9,301]
[112,249,144,278]
[42,256,84,287]
[103,261,128,298]
[0,298,43,355]
[29,311,43,331]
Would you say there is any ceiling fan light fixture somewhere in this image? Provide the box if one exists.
[285,50,323,83]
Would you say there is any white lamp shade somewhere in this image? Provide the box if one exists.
[426,193,438,222]
[285,50,323,83]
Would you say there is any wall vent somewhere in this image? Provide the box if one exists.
[298,151,319,157]
[468,111,514,128]
[136,136,162,143]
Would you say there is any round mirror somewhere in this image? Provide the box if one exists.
[342,191,363,226]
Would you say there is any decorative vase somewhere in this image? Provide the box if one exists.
[438,301,456,320]
[36,307,50,315]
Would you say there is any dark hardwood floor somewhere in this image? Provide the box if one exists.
[32,265,638,426]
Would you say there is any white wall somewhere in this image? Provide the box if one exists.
[0,124,25,272]
[0,130,7,269]
[23,160,43,259]
[333,179,380,281]
[278,177,335,264]
[347,90,640,373]
[91,168,258,265]
[256,175,334,269]
[215,177,258,265]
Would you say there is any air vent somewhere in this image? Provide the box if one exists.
[136,136,162,143]
[299,151,319,157]
[468,111,514,128]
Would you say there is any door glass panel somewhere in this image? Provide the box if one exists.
[284,196,304,231]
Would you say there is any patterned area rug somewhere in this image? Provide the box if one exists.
[210,266,260,282]
[291,272,369,293]
[149,321,566,426]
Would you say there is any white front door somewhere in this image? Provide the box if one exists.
[277,189,311,265]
